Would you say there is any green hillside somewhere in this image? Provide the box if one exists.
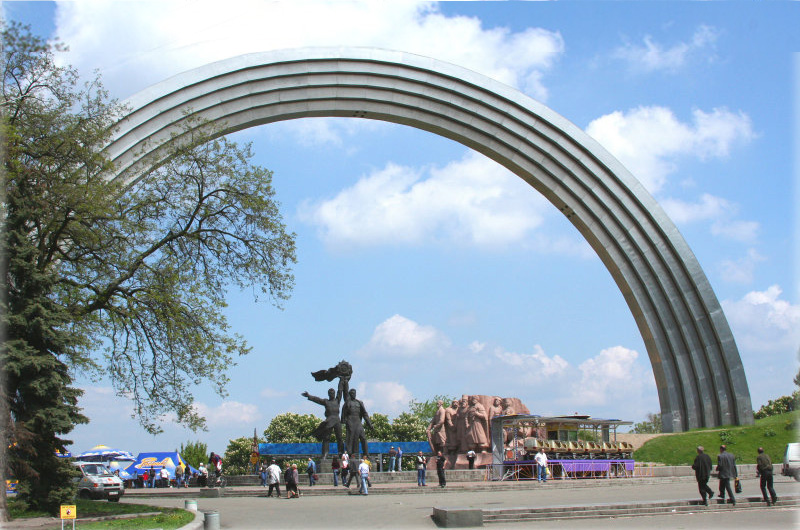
[633,411,798,466]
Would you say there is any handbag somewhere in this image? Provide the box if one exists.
[734,477,742,493]
[312,474,318,481]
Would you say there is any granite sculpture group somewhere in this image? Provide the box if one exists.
[428,395,531,455]
[303,361,531,462]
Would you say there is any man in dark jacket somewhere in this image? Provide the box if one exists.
[436,451,447,488]
[756,447,778,506]
[691,446,714,505]
[716,444,738,505]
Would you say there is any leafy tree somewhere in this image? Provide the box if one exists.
[263,413,320,443]
[1,23,296,516]
[178,441,208,470]
[367,413,393,441]
[632,413,662,434]
[391,411,427,442]
[223,435,264,475]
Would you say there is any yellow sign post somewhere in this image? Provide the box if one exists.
[60,505,76,530]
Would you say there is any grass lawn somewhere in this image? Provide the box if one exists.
[8,498,195,530]
[633,411,799,466]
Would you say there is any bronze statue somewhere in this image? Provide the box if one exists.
[341,378,373,457]
[301,380,345,459]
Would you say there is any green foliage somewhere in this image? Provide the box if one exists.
[223,435,264,475]
[263,413,321,443]
[407,395,456,426]
[753,391,800,419]
[719,430,734,445]
[391,412,427,442]
[632,413,662,434]
[1,21,296,512]
[633,411,799,465]
[367,413,393,441]
[763,428,776,437]
[178,440,208,470]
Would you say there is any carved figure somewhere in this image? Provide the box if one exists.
[501,397,518,444]
[301,380,344,459]
[341,379,373,456]
[465,395,490,452]
[427,400,447,453]
[444,400,459,454]
[456,395,470,452]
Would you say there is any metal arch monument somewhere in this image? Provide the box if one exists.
[105,48,753,433]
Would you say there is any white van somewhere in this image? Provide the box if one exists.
[72,462,125,501]
[782,442,800,481]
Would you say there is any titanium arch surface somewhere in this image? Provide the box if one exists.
[106,48,753,432]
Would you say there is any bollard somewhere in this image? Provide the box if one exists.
[203,510,220,530]
[184,499,198,511]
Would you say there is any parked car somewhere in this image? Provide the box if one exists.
[782,442,800,481]
[72,462,125,501]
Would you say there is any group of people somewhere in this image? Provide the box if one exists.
[692,444,779,506]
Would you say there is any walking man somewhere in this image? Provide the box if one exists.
[716,444,737,505]
[396,446,403,471]
[388,446,397,472]
[358,459,370,495]
[436,451,447,488]
[535,447,548,483]
[756,447,778,506]
[266,460,281,498]
[692,445,714,505]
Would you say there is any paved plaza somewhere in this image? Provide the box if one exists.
[122,474,798,529]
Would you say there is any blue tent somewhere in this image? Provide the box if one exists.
[124,452,199,479]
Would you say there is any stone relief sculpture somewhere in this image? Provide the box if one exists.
[429,395,530,455]
[465,395,490,452]
[427,400,447,454]
[444,400,459,454]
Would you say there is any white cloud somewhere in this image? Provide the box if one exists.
[492,344,569,377]
[359,314,451,358]
[299,151,548,249]
[571,346,647,406]
[53,1,563,101]
[660,193,760,243]
[355,381,413,417]
[719,248,766,284]
[192,401,262,427]
[722,285,800,354]
[613,25,720,73]
[585,106,755,194]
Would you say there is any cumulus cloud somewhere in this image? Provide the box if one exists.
[586,105,755,194]
[492,344,569,377]
[359,314,451,358]
[192,400,262,426]
[355,381,413,416]
[299,151,548,249]
[722,285,800,354]
[613,25,720,73]
[53,1,563,101]
[571,346,648,406]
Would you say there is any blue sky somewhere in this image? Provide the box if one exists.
[4,1,798,456]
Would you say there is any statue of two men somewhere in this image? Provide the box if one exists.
[302,360,372,458]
